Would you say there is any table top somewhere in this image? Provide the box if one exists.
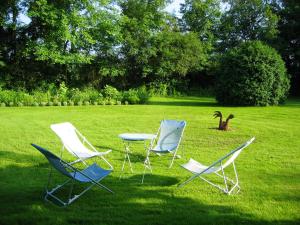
[119,133,157,141]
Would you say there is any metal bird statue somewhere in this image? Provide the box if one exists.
[213,111,234,131]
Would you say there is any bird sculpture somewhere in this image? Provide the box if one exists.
[213,111,234,131]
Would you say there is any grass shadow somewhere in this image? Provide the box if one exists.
[0,163,299,225]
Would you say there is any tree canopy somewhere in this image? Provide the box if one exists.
[0,0,298,96]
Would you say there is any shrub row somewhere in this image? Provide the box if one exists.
[0,85,149,107]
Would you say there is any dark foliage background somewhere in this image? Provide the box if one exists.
[0,0,299,102]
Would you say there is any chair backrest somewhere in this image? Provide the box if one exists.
[50,122,89,157]
[155,120,186,152]
[31,144,73,179]
[217,137,255,170]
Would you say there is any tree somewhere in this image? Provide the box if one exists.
[0,0,121,89]
[24,0,120,86]
[0,0,31,88]
[119,0,170,87]
[28,0,94,64]
[274,0,300,96]
[119,0,209,90]
[150,30,208,90]
[180,0,221,50]
[218,0,279,51]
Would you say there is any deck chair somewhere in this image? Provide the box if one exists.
[32,144,113,206]
[142,120,186,183]
[50,122,113,168]
[179,137,255,195]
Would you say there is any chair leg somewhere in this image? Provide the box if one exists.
[45,178,72,206]
[142,166,147,184]
[169,150,178,168]
[67,184,95,205]
[67,179,75,204]
[213,163,240,195]
[180,163,241,195]
[92,180,114,194]
[44,166,113,207]
[227,162,240,195]
[199,176,225,192]
[67,178,114,205]
[100,155,114,170]
[45,177,113,207]
[220,162,229,193]
[218,162,240,195]
[178,173,198,188]
[46,167,53,192]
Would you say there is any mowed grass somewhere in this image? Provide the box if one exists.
[0,96,299,225]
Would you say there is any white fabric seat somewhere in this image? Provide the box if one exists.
[181,158,220,174]
[179,137,255,195]
[51,122,112,168]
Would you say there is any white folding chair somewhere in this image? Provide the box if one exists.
[142,120,186,183]
[50,122,113,168]
[179,137,255,195]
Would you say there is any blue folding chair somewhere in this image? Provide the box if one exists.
[32,144,113,206]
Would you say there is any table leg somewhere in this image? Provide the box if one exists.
[120,141,133,178]
[142,147,153,184]
[126,146,133,173]
[143,140,153,171]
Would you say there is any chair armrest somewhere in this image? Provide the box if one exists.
[100,150,112,155]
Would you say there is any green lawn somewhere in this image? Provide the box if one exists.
[0,96,299,225]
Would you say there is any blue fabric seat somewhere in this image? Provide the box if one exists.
[142,120,186,183]
[71,163,112,183]
[150,120,186,153]
[32,144,113,206]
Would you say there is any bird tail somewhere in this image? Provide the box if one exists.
[213,111,222,118]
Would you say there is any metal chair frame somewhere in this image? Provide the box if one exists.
[32,144,113,207]
[61,128,113,168]
[179,137,255,195]
[51,122,113,169]
[44,163,113,206]
[142,120,186,183]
